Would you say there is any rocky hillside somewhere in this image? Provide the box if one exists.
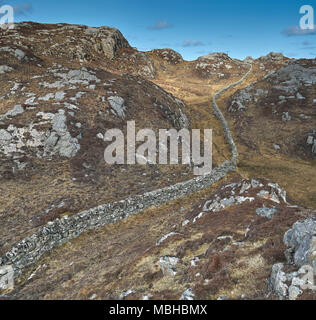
[0,22,315,300]
[218,57,316,211]
[228,59,316,159]
[7,175,316,300]
[0,22,191,256]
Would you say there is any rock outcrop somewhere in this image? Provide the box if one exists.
[150,49,184,65]
[193,52,248,80]
[269,217,316,300]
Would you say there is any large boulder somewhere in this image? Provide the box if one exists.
[270,216,316,300]
[283,217,316,268]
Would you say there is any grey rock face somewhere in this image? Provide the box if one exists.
[0,65,14,74]
[283,217,316,267]
[244,56,254,64]
[96,28,130,60]
[269,263,288,299]
[156,232,179,246]
[0,109,80,160]
[29,24,130,61]
[152,49,184,65]
[273,144,281,150]
[4,105,24,118]
[307,136,314,145]
[313,141,316,155]
[108,96,126,118]
[288,284,303,301]
[199,52,230,60]
[0,129,12,141]
[307,133,316,156]
[228,85,268,113]
[255,206,278,219]
[48,112,80,158]
[119,289,135,300]
[282,112,291,122]
[259,52,285,62]
[160,256,179,276]
[14,49,26,61]
[271,63,316,94]
[0,47,27,61]
[270,217,316,300]
[180,289,195,300]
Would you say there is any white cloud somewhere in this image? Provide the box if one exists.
[282,25,316,36]
[182,40,204,47]
[147,21,172,30]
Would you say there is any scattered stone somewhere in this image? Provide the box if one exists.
[182,220,190,227]
[269,263,288,299]
[180,289,195,300]
[0,105,24,120]
[288,285,302,300]
[307,136,314,145]
[108,96,126,118]
[190,257,200,267]
[160,256,179,276]
[156,232,179,246]
[273,144,281,150]
[299,114,311,120]
[283,217,316,267]
[0,65,14,74]
[217,296,230,300]
[255,206,278,219]
[282,112,291,122]
[119,289,135,300]
[96,133,104,140]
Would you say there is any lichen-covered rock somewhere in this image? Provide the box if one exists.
[150,49,184,65]
[180,288,195,300]
[283,217,316,267]
[108,96,126,119]
[307,132,316,156]
[255,206,278,219]
[0,110,80,160]
[0,47,27,61]
[270,216,316,300]
[269,263,288,299]
[228,85,268,112]
[258,52,285,62]
[12,22,130,61]
[160,256,179,276]
[0,65,13,74]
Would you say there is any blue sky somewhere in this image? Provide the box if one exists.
[2,0,316,60]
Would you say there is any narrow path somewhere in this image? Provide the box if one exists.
[0,64,253,283]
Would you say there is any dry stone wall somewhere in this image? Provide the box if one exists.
[0,65,253,281]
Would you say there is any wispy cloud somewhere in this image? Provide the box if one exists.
[147,21,172,30]
[14,3,32,15]
[0,1,33,16]
[182,40,204,47]
[282,25,316,36]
